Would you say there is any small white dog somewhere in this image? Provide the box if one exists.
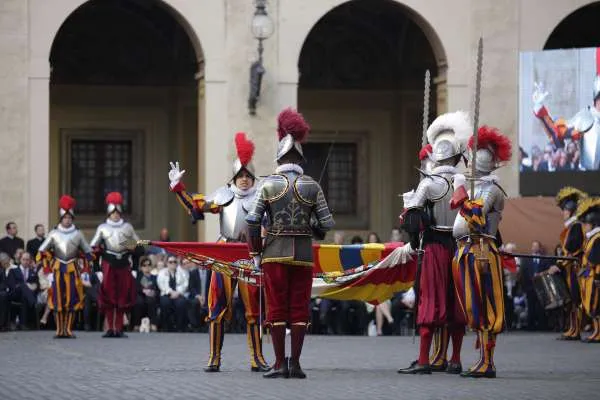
[139,317,151,334]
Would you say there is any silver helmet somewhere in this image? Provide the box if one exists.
[471,148,496,173]
[232,132,256,181]
[276,134,304,162]
[426,111,472,163]
[276,108,310,163]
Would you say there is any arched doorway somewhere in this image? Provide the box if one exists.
[297,0,445,239]
[544,2,600,49]
[49,0,203,240]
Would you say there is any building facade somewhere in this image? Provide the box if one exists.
[0,0,595,241]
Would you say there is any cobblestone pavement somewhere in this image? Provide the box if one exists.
[0,331,598,400]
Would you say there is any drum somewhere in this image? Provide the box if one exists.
[533,272,572,311]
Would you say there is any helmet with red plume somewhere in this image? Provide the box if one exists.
[467,125,512,172]
[232,132,256,180]
[59,195,76,220]
[276,107,310,162]
[105,192,124,215]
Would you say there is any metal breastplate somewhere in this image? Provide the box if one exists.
[220,195,249,241]
[428,172,457,231]
[569,107,600,170]
[91,222,138,254]
[265,173,316,235]
[453,180,504,239]
[582,118,600,170]
[44,229,90,261]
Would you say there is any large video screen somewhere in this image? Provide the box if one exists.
[519,47,600,196]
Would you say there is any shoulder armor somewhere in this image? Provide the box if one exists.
[568,107,594,133]
[294,175,319,205]
[261,174,289,201]
[427,174,451,202]
[206,185,235,206]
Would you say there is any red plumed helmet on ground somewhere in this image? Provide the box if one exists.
[277,107,310,143]
[105,191,124,215]
[468,125,512,163]
[234,132,255,166]
[59,195,76,218]
[419,144,433,161]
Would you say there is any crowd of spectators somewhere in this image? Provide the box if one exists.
[2,221,580,336]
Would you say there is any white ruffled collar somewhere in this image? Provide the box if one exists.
[586,226,600,239]
[276,163,304,175]
[477,174,500,183]
[231,184,256,198]
[106,218,124,227]
[57,224,76,233]
[431,165,457,175]
[564,216,578,228]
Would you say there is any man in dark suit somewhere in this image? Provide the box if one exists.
[132,256,159,331]
[186,261,207,332]
[519,241,550,330]
[26,224,46,257]
[0,222,25,261]
[0,253,11,331]
[6,251,37,329]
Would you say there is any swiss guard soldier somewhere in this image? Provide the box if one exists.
[37,195,93,338]
[169,132,270,373]
[451,125,513,378]
[398,111,471,375]
[575,197,600,343]
[548,187,587,340]
[91,192,141,338]
[246,108,334,379]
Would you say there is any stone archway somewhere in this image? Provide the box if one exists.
[46,0,204,240]
[296,0,446,238]
[544,2,600,49]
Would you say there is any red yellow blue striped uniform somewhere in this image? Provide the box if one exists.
[580,230,600,342]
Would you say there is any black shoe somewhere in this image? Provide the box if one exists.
[264,358,289,379]
[251,364,272,372]
[102,330,115,338]
[53,334,67,339]
[84,324,92,332]
[397,362,431,375]
[430,360,448,372]
[446,362,462,374]
[66,334,77,339]
[115,331,128,338]
[288,358,306,379]
[460,369,496,378]
[204,365,220,373]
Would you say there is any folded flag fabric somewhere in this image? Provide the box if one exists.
[146,241,416,304]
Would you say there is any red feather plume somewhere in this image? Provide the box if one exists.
[59,195,76,211]
[468,125,512,163]
[277,107,310,143]
[105,192,123,205]
[419,144,433,161]
[234,132,255,166]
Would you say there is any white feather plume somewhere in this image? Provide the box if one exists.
[426,110,472,150]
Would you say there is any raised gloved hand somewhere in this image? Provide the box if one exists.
[169,161,186,189]
[453,173,466,191]
[532,81,549,114]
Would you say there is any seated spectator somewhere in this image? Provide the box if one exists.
[132,256,159,332]
[389,227,402,243]
[0,222,25,260]
[157,255,189,332]
[185,259,207,332]
[350,236,364,245]
[37,261,53,328]
[6,251,37,329]
[26,224,46,257]
[0,253,11,331]
[82,261,101,331]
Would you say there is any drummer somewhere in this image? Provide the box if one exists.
[548,187,587,340]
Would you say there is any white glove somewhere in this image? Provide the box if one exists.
[401,287,416,309]
[532,81,549,114]
[253,255,262,270]
[453,173,466,191]
[401,190,416,209]
[390,242,415,264]
[168,161,186,189]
